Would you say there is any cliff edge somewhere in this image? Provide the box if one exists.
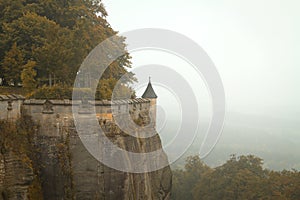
[0,95,172,200]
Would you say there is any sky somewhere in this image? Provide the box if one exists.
[103,0,300,119]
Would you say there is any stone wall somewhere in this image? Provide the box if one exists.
[21,98,151,136]
[0,95,24,121]
[14,98,172,199]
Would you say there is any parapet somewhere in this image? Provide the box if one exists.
[19,98,153,137]
[0,94,25,101]
[22,98,150,106]
[0,94,25,120]
[0,95,154,127]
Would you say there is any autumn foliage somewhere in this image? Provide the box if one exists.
[0,0,135,98]
[172,155,300,200]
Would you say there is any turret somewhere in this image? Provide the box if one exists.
[142,77,157,127]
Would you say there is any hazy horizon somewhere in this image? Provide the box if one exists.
[103,0,300,170]
[104,0,300,117]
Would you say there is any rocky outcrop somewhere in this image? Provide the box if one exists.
[0,118,43,200]
[0,151,34,199]
[0,98,172,199]
[36,118,172,199]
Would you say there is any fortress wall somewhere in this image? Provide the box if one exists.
[0,96,152,138]
[20,98,156,199]
[0,95,24,120]
[0,96,171,199]
[21,98,151,137]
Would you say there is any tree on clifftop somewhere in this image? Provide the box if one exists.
[0,0,135,98]
[21,60,37,91]
[2,42,24,85]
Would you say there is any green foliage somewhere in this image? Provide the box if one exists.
[193,155,269,200]
[0,0,135,98]
[73,87,94,100]
[172,155,300,200]
[2,42,24,84]
[21,60,37,91]
[29,84,72,99]
[29,85,99,100]
[172,156,211,200]
[97,78,136,100]
[29,83,135,100]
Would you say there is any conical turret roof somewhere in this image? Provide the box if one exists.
[142,78,157,99]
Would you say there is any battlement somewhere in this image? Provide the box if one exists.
[0,95,154,137]
[0,94,25,101]
[22,98,150,106]
[0,94,25,120]
[0,80,158,136]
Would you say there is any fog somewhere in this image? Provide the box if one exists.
[104,0,300,170]
[105,0,300,113]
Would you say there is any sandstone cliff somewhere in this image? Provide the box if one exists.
[36,119,172,200]
[0,99,172,199]
[0,118,43,200]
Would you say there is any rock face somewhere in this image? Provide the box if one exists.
[0,98,172,199]
[36,120,172,200]
[0,151,34,200]
[0,117,43,200]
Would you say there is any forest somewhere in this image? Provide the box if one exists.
[172,155,300,200]
[0,0,135,99]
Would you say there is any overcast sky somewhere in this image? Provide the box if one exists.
[103,0,300,118]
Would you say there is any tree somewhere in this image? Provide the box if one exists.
[0,0,135,98]
[192,155,272,200]
[269,170,300,200]
[172,156,211,200]
[21,60,37,91]
[172,154,300,200]
[2,42,24,85]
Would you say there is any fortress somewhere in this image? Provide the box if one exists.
[0,81,172,200]
[0,80,158,127]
